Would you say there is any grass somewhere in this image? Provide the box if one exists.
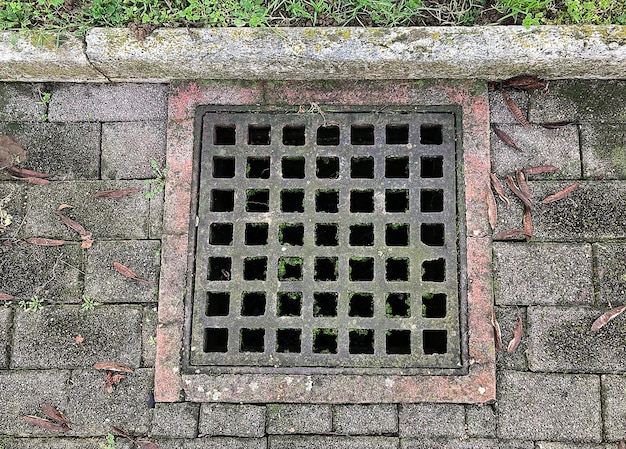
[0,0,624,35]
[99,433,116,449]
[19,296,44,312]
[144,159,168,200]
[80,294,100,311]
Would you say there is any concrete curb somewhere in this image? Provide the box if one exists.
[1,26,625,82]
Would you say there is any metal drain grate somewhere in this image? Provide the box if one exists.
[188,108,464,374]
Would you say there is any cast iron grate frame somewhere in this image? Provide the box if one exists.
[184,105,468,376]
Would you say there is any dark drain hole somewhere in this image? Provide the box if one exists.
[278,257,303,281]
[386,189,409,213]
[214,125,236,145]
[316,157,339,178]
[313,292,338,317]
[386,124,409,145]
[240,328,265,352]
[315,257,338,281]
[279,223,304,246]
[422,293,447,318]
[211,189,234,212]
[242,292,266,316]
[316,224,339,246]
[210,223,233,245]
[423,329,447,354]
[349,329,374,354]
[351,125,375,145]
[206,292,229,316]
[282,157,305,178]
[208,257,231,281]
[204,328,228,352]
[350,190,375,213]
[213,156,235,178]
[316,190,339,213]
[248,125,271,145]
[276,329,302,353]
[313,328,338,354]
[246,189,270,212]
[386,293,410,318]
[422,259,446,282]
[386,223,409,246]
[281,190,305,213]
[317,125,340,146]
[349,224,374,246]
[349,257,374,281]
[421,223,444,246]
[283,125,305,146]
[245,222,268,245]
[247,157,270,179]
[386,330,411,354]
[351,157,374,179]
[349,293,374,317]
[386,258,409,281]
[277,292,302,316]
[420,124,443,145]
[244,256,268,281]
[385,156,409,178]
[421,156,444,178]
[420,189,444,212]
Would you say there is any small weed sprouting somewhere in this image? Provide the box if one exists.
[19,296,44,312]
[148,335,157,346]
[99,433,116,449]
[10,154,20,164]
[37,90,52,121]
[81,294,101,312]
[144,159,169,199]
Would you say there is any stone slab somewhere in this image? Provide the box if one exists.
[0,122,100,179]
[401,439,534,449]
[581,123,626,180]
[493,242,593,305]
[198,404,266,437]
[465,405,497,438]
[497,371,601,442]
[48,83,167,122]
[334,405,398,435]
[151,402,200,438]
[266,404,332,434]
[10,305,142,369]
[602,374,626,441]
[398,404,465,438]
[269,436,399,449]
[595,243,626,305]
[84,240,160,303]
[495,306,528,371]
[0,308,9,368]
[142,305,158,367]
[156,439,266,449]
[101,121,166,180]
[0,83,45,121]
[0,181,27,237]
[0,438,132,449]
[536,444,615,449]
[528,306,626,372]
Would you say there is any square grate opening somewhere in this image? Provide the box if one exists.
[187,107,465,375]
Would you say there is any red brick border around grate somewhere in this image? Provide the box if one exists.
[155,80,495,403]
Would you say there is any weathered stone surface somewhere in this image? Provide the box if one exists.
[493,242,593,305]
[84,240,160,303]
[465,405,497,438]
[490,124,581,179]
[151,402,200,438]
[581,123,626,180]
[269,436,399,449]
[0,438,132,449]
[0,308,9,369]
[0,83,45,121]
[401,439,533,449]
[142,305,158,367]
[199,404,265,437]
[399,404,465,438]
[602,374,626,441]
[536,443,614,449]
[23,181,152,240]
[266,404,332,434]
[48,83,167,121]
[101,121,166,180]
[0,242,82,301]
[0,181,27,236]
[334,404,398,435]
[530,80,626,123]
[11,305,142,369]
[528,306,626,372]
[0,370,70,435]
[594,243,626,305]
[495,306,528,371]
[0,122,100,179]
[67,368,154,436]
[497,371,601,442]
[489,89,529,125]
[157,439,266,449]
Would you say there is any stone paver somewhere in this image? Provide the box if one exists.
[0,308,9,369]
[497,371,601,442]
[528,307,626,373]
[495,306,528,371]
[401,439,533,449]
[199,404,266,437]
[266,404,332,435]
[399,404,465,438]
[465,405,497,438]
[594,243,626,305]
[269,436,399,449]
[493,242,593,305]
[161,439,267,449]
[151,402,199,438]
[581,123,626,179]
[0,83,45,122]
[0,182,26,235]
[536,444,614,449]
[602,374,626,441]
[2,439,133,449]
[334,405,398,435]
[142,305,158,367]
[10,306,142,369]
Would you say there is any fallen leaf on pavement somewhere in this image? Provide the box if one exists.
[502,91,530,128]
[507,315,523,353]
[8,167,51,178]
[516,171,532,201]
[40,403,72,425]
[56,212,91,238]
[486,187,497,231]
[26,238,66,246]
[23,415,70,432]
[93,362,134,373]
[541,183,579,204]
[113,262,151,285]
[492,125,522,152]
[491,309,502,351]
[506,175,533,208]
[92,188,140,199]
[0,292,14,300]
[490,173,510,207]
[523,206,533,243]
[57,204,73,211]
[591,305,626,331]
[104,372,127,393]
[9,175,50,185]
[501,75,547,91]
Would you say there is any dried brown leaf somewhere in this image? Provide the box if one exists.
[10,175,50,185]
[23,415,70,432]
[523,206,533,243]
[93,361,134,373]
[493,229,531,240]
[522,165,559,176]
[516,171,532,202]
[486,186,497,231]
[57,204,73,211]
[507,315,523,353]
[541,183,579,204]
[492,125,523,151]
[56,212,89,237]
[491,309,503,351]
[502,91,530,128]
[113,262,151,285]
[591,305,626,331]
[0,135,26,169]
[541,122,575,129]
[40,403,72,425]
[501,75,547,91]
[111,425,134,440]
[104,372,114,394]
[8,166,51,178]
[506,175,533,208]
[92,188,140,199]
[490,173,510,207]
[26,237,66,246]
[81,238,94,249]
[0,292,15,300]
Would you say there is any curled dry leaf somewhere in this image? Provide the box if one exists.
[56,212,89,237]
[523,206,533,243]
[486,186,497,231]
[507,315,523,353]
[522,165,559,176]
[491,309,503,351]
[104,372,127,393]
[493,229,531,240]
[40,403,72,425]
[93,361,134,373]
[92,188,140,199]
[10,175,50,185]
[590,305,626,332]
[516,171,532,202]
[502,75,547,91]
[8,166,51,179]
[0,134,26,169]
[492,125,522,152]
[81,238,94,249]
[0,292,15,300]
[57,204,73,211]
[541,183,579,204]
[26,237,66,246]
[506,175,533,208]
[113,262,151,285]
[111,425,133,439]
[490,173,510,207]
[502,91,531,128]
[23,415,70,432]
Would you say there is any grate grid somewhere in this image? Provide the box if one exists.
[189,109,463,374]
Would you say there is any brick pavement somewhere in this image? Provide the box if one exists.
[0,80,625,447]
